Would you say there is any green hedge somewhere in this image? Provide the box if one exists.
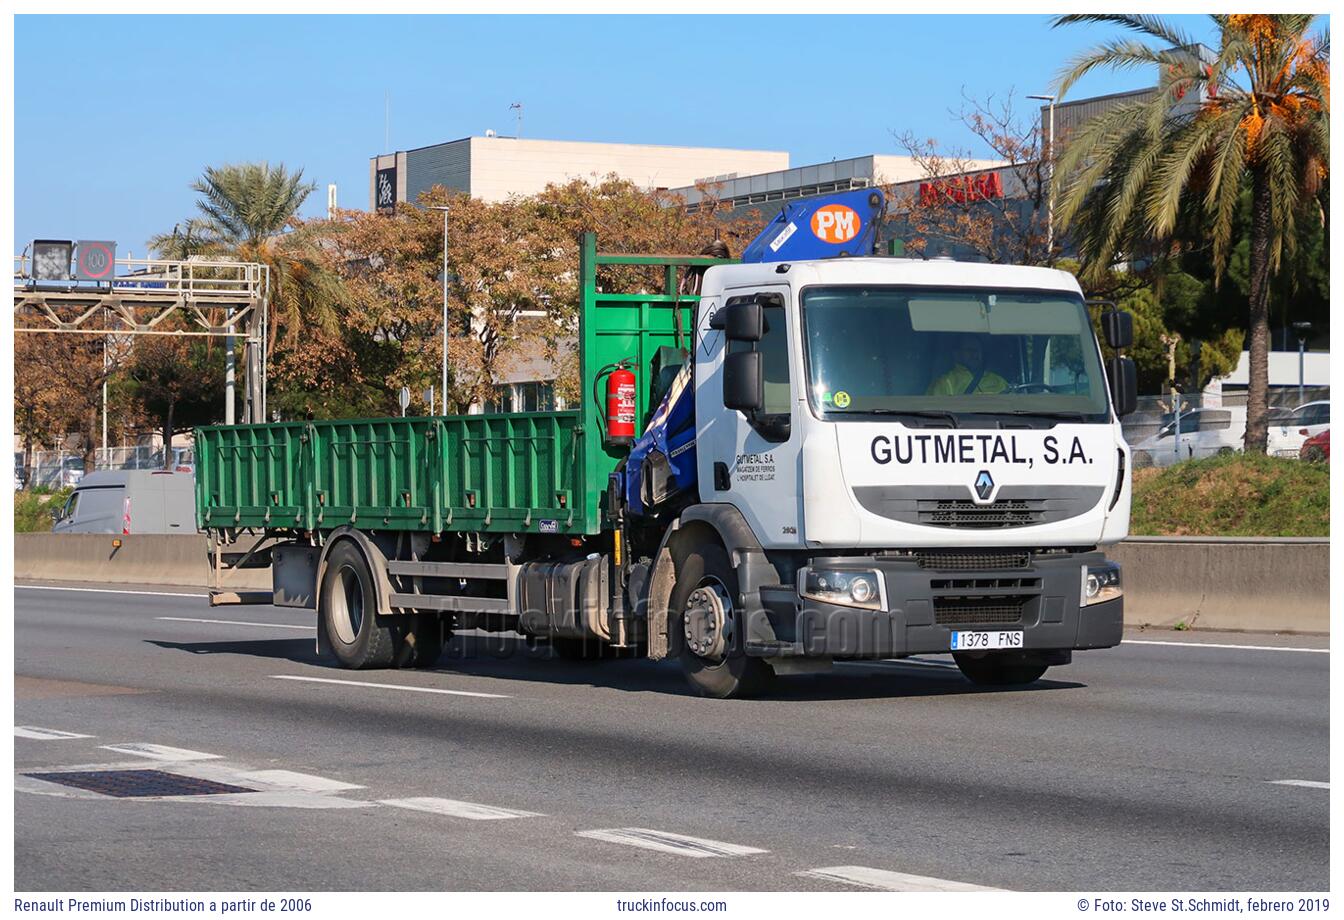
[1130,452,1329,537]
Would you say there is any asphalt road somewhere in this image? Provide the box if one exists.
[14,581,1329,892]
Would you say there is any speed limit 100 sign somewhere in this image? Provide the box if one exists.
[76,240,116,281]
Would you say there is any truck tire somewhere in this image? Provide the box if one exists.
[320,541,399,669]
[670,541,773,698]
[952,651,1049,687]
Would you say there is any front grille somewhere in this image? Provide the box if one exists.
[933,596,1028,626]
[917,551,1031,571]
[919,499,1045,528]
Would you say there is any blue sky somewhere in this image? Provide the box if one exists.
[14,14,1229,256]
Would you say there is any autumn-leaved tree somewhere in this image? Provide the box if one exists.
[893,91,1053,264]
[309,176,763,414]
[1052,14,1329,452]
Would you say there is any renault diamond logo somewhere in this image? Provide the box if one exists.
[974,470,994,501]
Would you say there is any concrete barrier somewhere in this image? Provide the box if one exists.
[14,533,1330,634]
[14,533,269,591]
[1110,537,1330,633]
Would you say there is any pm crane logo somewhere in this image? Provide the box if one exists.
[810,204,861,244]
[973,470,995,502]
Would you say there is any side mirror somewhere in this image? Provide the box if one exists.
[1102,310,1133,350]
[1108,356,1137,417]
[724,351,764,412]
[723,301,763,342]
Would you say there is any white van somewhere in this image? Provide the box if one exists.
[51,470,196,534]
[1133,405,1299,467]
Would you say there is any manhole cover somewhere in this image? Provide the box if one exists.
[25,769,254,798]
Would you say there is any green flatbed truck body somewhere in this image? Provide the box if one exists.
[195,234,730,536]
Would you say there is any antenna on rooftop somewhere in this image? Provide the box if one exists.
[509,102,523,138]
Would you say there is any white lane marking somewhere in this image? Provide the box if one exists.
[1269,779,1330,790]
[271,674,509,699]
[236,770,364,793]
[188,792,374,810]
[575,828,767,858]
[380,797,543,820]
[1124,639,1328,654]
[158,616,309,631]
[99,743,220,762]
[16,585,206,598]
[15,726,94,740]
[797,866,1004,892]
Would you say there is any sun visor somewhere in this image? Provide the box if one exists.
[908,297,1082,335]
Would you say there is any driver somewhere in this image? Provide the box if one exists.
[926,334,1007,395]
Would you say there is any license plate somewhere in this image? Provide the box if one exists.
[950,630,1024,651]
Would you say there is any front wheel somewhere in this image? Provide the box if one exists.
[953,651,1050,687]
[670,541,773,698]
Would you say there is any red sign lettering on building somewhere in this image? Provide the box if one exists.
[918,171,1004,206]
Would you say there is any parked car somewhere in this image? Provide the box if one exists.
[1131,407,1245,468]
[1300,429,1330,463]
[50,470,196,534]
[1270,400,1330,457]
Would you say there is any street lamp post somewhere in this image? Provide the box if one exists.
[1027,93,1056,261]
[1292,321,1313,406]
[428,205,451,416]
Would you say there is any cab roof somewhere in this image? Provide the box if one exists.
[705,257,1084,296]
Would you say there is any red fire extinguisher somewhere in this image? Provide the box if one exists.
[602,361,637,448]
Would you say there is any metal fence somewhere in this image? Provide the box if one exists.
[1122,386,1329,468]
[20,446,195,489]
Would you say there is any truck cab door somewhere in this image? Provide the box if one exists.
[696,285,802,548]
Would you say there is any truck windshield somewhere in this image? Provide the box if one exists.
[801,286,1110,423]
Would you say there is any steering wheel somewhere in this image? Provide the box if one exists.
[1006,382,1059,394]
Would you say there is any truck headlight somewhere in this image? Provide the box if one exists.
[800,567,885,611]
[1081,562,1122,606]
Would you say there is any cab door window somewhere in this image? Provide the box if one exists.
[726,292,790,415]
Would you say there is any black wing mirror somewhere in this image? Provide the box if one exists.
[1108,356,1138,417]
[716,300,763,342]
[723,351,764,412]
[1100,308,1133,349]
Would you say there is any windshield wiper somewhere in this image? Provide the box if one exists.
[967,410,1088,423]
[854,409,958,428]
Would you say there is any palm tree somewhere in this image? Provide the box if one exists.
[192,162,317,246]
[1052,14,1328,452]
[150,163,342,354]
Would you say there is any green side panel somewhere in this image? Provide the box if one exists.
[308,417,436,531]
[196,412,584,535]
[195,423,309,530]
[432,412,583,533]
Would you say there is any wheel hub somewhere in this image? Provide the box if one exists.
[683,579,732,660]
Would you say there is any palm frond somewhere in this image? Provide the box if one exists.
[1052,14,1195,51]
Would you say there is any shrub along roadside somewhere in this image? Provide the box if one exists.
[1129,452,1329,537]
[15,488,71,533]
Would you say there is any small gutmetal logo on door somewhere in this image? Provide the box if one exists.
[973,470,994,501]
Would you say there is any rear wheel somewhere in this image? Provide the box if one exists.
[670,541,773,698]
[953,651,1050,687]
[320,541,398,669]
[1302,444,1326,463]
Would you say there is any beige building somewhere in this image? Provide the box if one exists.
[369,135,788,209]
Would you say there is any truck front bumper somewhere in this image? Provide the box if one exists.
[751,550,1123,659]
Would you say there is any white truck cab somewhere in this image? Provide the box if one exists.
[665,256,1131,694]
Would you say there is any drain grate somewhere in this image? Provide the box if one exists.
[25,769,254,798]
